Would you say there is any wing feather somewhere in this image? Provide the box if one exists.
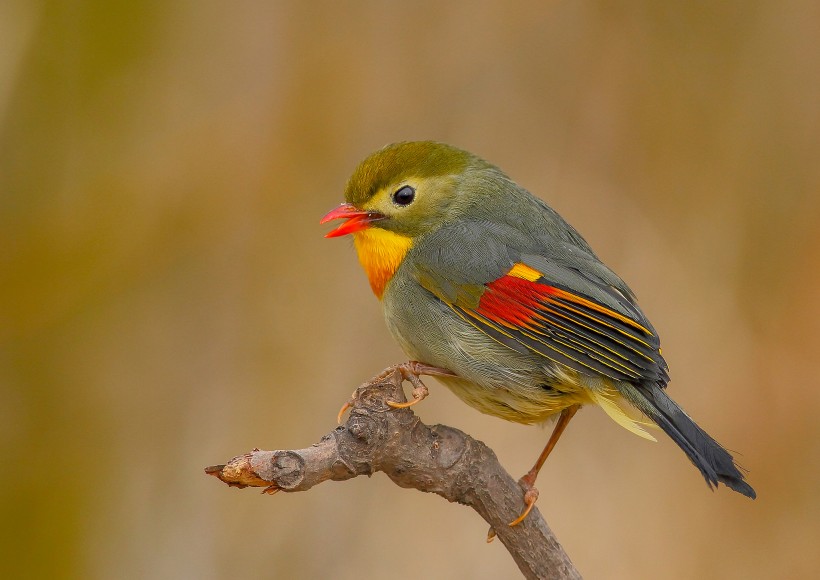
[410,220,668,385]
[446,264,668,384]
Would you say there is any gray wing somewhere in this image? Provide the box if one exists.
[410,218,669,384]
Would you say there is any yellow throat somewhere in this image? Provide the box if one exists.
[352,228,413,299]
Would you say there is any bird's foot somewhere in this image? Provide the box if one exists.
[385,361,453,409]
[508,475,540,527]
[336,362,455,423]
[386,380,428,409]
[486,476,538,538]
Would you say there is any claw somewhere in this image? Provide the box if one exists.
[508,486,539,527]
[386,397,422,409]
[261,485,280,495]
[486,527,497,543]
[337,400,352,424]
[387,381,429,409]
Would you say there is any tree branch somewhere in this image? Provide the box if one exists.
[205,366,581,580]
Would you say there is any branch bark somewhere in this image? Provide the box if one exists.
[205,366,581,580]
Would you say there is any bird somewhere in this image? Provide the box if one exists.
[321,141,756,525]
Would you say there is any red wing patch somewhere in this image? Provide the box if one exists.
[475,275,551,329]
[453,264,667,383]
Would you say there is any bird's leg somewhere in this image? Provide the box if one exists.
[386,361,455,409]
[337,362,456,423]
[509,404,580,527]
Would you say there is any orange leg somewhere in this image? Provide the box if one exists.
[509,404,580,527]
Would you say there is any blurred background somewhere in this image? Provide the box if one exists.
[2,1,819,578]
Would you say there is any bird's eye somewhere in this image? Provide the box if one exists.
[392,185,416,206]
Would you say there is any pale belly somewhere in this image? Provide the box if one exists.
[382,275,592,424]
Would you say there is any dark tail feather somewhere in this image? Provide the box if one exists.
[622,382,756,499]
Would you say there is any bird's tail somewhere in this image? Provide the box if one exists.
[620,381,756,499]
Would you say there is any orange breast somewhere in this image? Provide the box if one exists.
[352,229,413,298]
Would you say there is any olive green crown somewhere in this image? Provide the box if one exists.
[344,141,479,205]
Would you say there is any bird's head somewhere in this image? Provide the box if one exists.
[321,141,491,297]
[321,141,486,239]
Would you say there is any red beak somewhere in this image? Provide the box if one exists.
[320,203,385,238]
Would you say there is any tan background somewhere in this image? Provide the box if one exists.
[2,2,819,578]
